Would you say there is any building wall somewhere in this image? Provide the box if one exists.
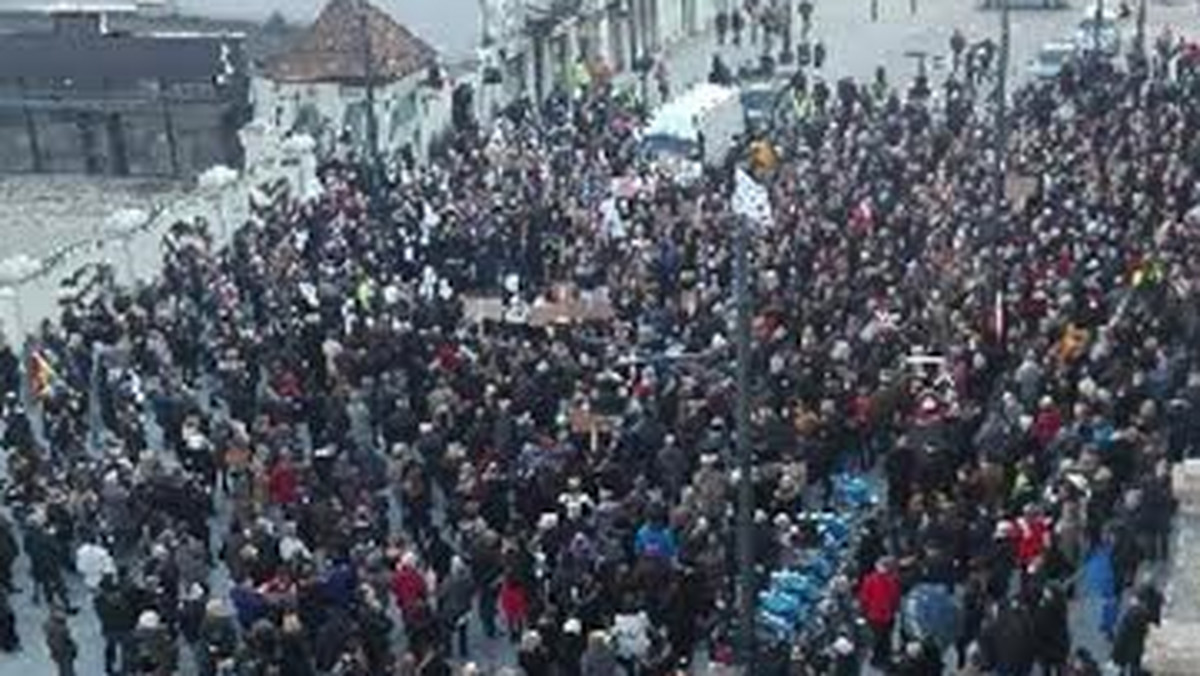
[250,72,452,164]
[0,103,241,177]
[480,0,719,119]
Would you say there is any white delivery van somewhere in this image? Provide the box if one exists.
[640,83,745,184]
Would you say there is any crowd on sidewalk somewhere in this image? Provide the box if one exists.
[0,28,1198,676]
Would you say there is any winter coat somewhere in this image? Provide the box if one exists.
[580,644,621,676]
[43,616,77,664]
[498,576,530,626]
[94,584,135,636]
[1032,592,1070,664]
[1015,516,1050,567]
[857,569,901,627]
[981,606,1034,672]
[131,626,177,674]
[1111,602,1152,667]
[0,597,17,652]
[435,568,474,625]
[390,564,429,619]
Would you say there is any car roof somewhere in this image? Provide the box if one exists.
[1079,6,1120,20]
[1041,41,1077,53]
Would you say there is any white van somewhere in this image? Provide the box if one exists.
[640,83,745,183]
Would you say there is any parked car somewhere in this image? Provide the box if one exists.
[1029,41,1078,79]
[1074,6,1122,56]
[740,81,782,132]
[640,83,745,185]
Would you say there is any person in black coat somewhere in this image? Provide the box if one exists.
[1032,586,1070,676]
[981,600,1035,676]
[892,638,943,676]
[0,344,19,409]
[0,592,18,652]
[1111,595,1152,675]
[0,514,20,594]
[956,575,987,670]
[94,575,134,675]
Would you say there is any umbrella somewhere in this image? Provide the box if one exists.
[901,583,959,650]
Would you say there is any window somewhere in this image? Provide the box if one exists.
[390,90,418,138]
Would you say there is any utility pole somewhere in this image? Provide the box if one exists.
[1135,0,1147,57]
[360,0,382,196]
[992,0,1010,342]
[994,0,1009,213]
[734,208,756,673]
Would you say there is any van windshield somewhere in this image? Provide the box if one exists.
[640,134,700,159]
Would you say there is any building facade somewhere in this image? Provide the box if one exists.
[478,0,717,113]
[0,5,250,177]
[251,0,452,165]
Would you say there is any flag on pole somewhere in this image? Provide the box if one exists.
[733,167,774,230]
[993,290,1005,343]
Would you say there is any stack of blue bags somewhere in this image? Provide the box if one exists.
[832,474,875,510]
[756,474,878,644]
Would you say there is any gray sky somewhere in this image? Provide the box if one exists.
[0,0,482,56]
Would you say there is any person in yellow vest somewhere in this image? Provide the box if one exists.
[571,57,591,97]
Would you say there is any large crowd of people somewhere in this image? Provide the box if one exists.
[0,24,1198,676]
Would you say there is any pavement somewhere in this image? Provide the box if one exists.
[2,2,1200,675]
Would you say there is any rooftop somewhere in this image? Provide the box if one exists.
[264,0,436,85]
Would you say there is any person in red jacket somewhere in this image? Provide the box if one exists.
[391,552,428,623]
[266,455,298,506]
[858,556,902,667]
[1031,396,1063,450]
[1016,504,1051,569]
[498,573,529,642]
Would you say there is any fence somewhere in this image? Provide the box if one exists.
[0,133,316,343]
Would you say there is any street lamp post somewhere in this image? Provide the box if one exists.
[992,0,1011,339]
[779,0,795,65]
[1135,0,1147,57]
[733,209,756,673]
[359,0,383,200]
[996,0,1010,212]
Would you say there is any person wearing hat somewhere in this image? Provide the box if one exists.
[131,609,177,675]
[198,597,239,676]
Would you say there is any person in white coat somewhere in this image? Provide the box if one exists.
[75,538,116,591]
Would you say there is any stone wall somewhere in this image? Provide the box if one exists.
[0,104,242,178]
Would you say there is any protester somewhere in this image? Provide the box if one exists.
[43,606,78,676]
[0,26,1196,676]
